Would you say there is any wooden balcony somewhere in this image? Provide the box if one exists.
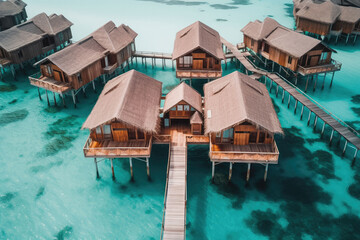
[209,141,279,164]
[103,63,118,74]
[83,136,152,158]
[186,135,209,145]
[297,59,342,76]
[29,72,72,94]
[0,57,12,66]
[176,69,222,79]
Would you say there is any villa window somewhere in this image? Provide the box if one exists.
[77,73,82,83]
[177,105,183,111]
[191,107,195,111]
[46,65,53,76]
[184,105,190,111]
[251,39,254,47]
[249,132,257,143]
[288,56,293,64]
[320,52,328,63]
[103,125,111,139]
[171,107,176,111]
[263,43,270,53]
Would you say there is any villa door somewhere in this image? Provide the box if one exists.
[53,70,63,82]
[234,132,249,145]
[112,128,128,142]
[193,60,203,70]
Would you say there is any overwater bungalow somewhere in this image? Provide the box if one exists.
[0,12,72,75]
[0,0,27,31]
[293,0,360,44]
[29,21,137,107]
[241,17,342,79]
[82,70,162,179]
[172,21,225,80]
[204,71,283,181]
[163,82,203,134]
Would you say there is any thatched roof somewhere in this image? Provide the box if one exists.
[264,26,325,58]
[45,37,108,76]
[91,22,137,54]
[0,12,72,52]
[0,0,26,18]
[82,70,162,133]
[37,21,137,76]
[296,1,341,24]
[204,71,283,135]
[241,17,280,41]
[172,21,224,60]
[163,82,203,114]
[190,111,203,124]
[339,6,360,23]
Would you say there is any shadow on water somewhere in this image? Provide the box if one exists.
[0,109,28,126]
[284,3,294,18]
[136,0,207,6]
[210,4,238,9]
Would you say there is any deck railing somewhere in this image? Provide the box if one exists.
[297,59,342,75]
[210,141,279,155]
[83,136,152,157]
[29,72,72,94]
[176,69,222,78]
[160,143,172,240]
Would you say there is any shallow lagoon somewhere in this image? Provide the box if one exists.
[1,0,360,239]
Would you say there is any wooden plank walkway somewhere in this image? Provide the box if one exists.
[134,51,172,59]
[221,37,360,157]
[162,125,187,240]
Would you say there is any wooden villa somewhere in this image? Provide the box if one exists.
[293,0,360,44]
[204,71,283,181]
[0,12,72,75]
[0,0,27,31]
[29,21,137,107]
[172,21,225,80]
[241,17,342,79]
[163,82,203,134]
[82,70,162,179]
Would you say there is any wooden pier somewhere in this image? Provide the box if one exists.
[133,51,174,69]
[221,37,360,164]
[161,123,189,240]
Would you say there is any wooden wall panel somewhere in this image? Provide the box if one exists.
[297,17,330,35]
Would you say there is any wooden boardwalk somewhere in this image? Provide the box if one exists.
[221,37,360,161]
[134,51,172,59]
[161,124,188,240]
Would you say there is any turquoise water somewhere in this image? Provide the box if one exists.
[1,0,360,239]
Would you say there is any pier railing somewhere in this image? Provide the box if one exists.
[160,143,172,240]
[245,55,360,139]
[29,72,72,94]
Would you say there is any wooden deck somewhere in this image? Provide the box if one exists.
[134,51,172,59]
[29,74,72,94]
[83,137,152,158]
[162,123,188,240]
[210,142,279,164]
[176,69,222,79]
[222,37,360,154]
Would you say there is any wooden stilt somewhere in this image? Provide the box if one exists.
[228,162,233,181]
[53,92,57,107]
[92,80,96,93]
[111,159,115,180]
[305,75,310,92]
[246,163,251,182]
[294,100,298,114]
[45,90,50,106]
[146,157,150,178]
[102,75,106,84]
[37,87,42,101]
[346,34,350,44]
[352,149,358,166]
[353,34,358,45]
[313,116,318,130]
[287,94,291,108]
[71,90,76,108]
[129,158,134,179]
[343,140,348,155]
[321,122,326,136]
[272,62,275,72]
[313,74,318,92]
[60,93,66,107]
[282,90,285,103]
[94,158,100,179]
[82,86,86,98]
[300,105,304,120]
[212,161,215,180]
[307,111,312,126]
[276,85,279,97]
[269,80,273,93]
[330,71,335,87]
[322,73,326,90]
[329,129,334,145]
[264,164,268,182]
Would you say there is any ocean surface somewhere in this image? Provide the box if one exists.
[1,0,360,239]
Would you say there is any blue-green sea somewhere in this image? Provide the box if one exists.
[1,0,360,239]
